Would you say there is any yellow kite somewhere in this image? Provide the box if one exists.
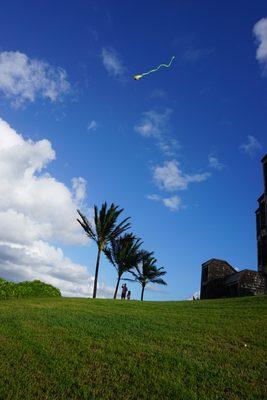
[134,56,175,81]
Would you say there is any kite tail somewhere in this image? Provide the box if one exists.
[141,56,175,77]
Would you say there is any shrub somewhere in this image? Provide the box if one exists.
[0,278,61,299]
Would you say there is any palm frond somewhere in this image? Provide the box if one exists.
[128,270,141,280]
[150,278,167,285]
[104,233,143,278]
[103,247,116,267]
[130,249,167,288]
[77,209,97,241]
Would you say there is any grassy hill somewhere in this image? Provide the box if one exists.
[0,296,266,400]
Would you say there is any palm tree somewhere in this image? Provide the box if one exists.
[104,233,143,299]
[128,251,167,301]
[77,203,131,298]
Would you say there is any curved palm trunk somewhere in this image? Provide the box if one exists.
[113,275,121,299]
[93,248,101,299]
[141,284,146,301]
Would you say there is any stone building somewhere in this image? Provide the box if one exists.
[200,259,265,299]
[200,155,267,300]
[256,154,267,276]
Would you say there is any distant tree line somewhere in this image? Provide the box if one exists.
[77,202,167,301]
[0,278,61,300]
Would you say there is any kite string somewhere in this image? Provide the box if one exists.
[141,56,175,77]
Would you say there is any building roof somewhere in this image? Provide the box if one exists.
[224,269,258,285]
[257,193,265,203]
[201,258,236,271]
[224,271,244,285]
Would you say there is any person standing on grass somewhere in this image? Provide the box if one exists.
[127,290,131,300]
[121,283,127,299]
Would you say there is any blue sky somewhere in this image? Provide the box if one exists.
[0,0,266,300]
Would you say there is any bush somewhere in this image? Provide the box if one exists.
[0,278,61,299]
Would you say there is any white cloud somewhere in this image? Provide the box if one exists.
[162,196,183,212]
[71,177,87,208]
[0,118,111,297]
[158,138,181,157]
[146,194,161,202]
[0,118,86,245]
[153,160,210,192]
[240,135,262,157]
[0,240,113,298]
[134,109,179,157]
[0,209,52,245]
[208,154,224,170]
[87,120,98,132]
[135,109,172,138]
[146,194,184,212]
[0,51,70,108]
[253,18,267,71]
[101,47,126,78]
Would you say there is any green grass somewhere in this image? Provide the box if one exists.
[0,296,266,400]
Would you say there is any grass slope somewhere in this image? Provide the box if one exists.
[0,296,266,400]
